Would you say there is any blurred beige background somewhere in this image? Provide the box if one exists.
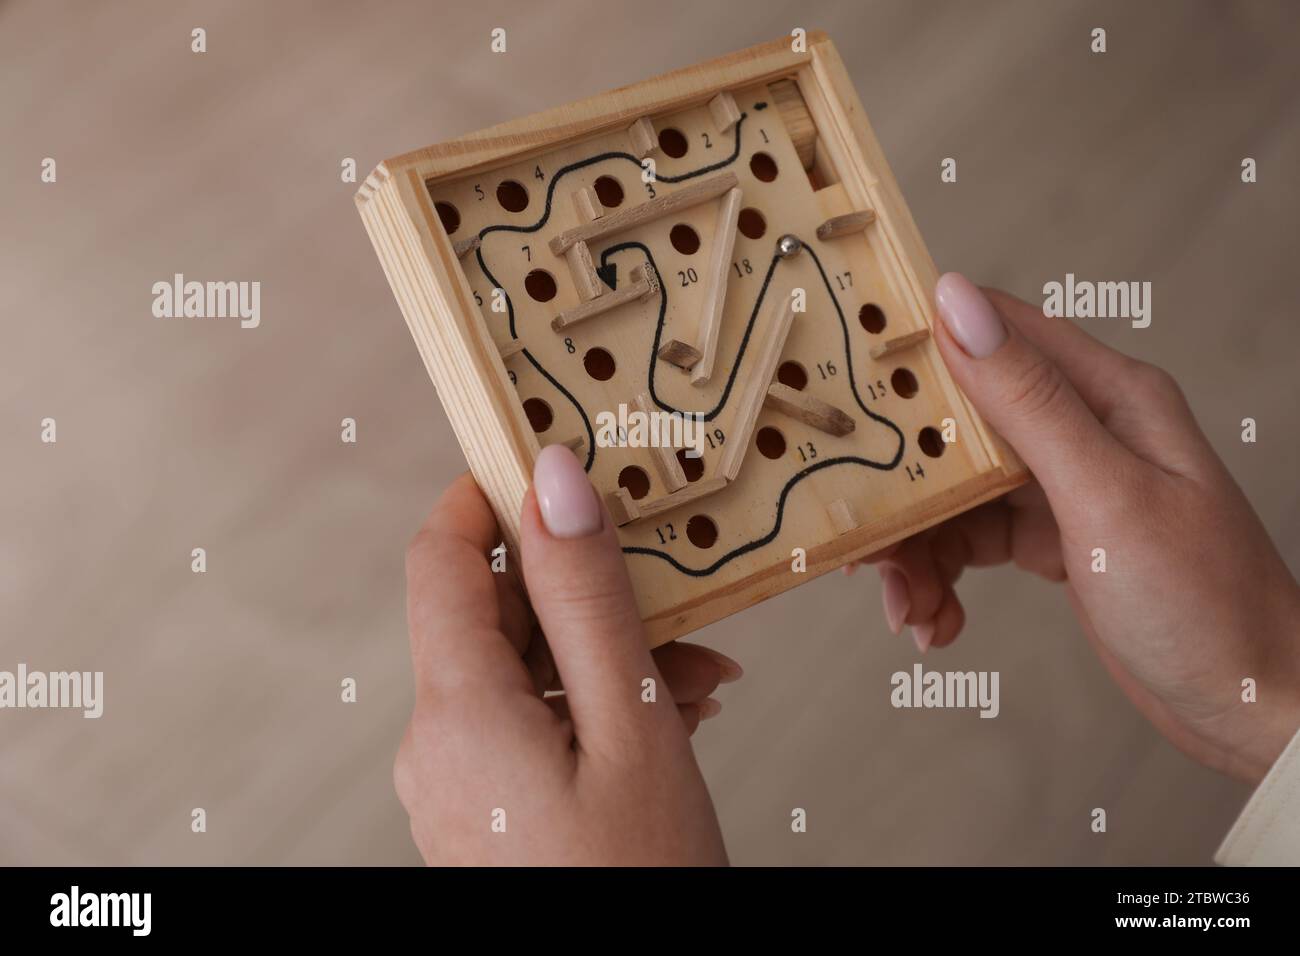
[2,0,1297,865]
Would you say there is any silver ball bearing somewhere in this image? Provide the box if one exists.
[776,234,803,258]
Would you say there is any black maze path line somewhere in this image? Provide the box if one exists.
[466,110,908,575]
[623,453,901,577]
[597,239,906,575]
[471,116,748,469]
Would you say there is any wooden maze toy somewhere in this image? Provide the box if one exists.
[356,33,1027,645]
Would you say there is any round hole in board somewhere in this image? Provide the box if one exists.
[859,303,887,334]
[776,360,808,391]
[524,269,557,302]
[434,201,460,235]
[618,465,651,500]
[738,207,766,240]
[593,175,624,208]
[891,367,919,399]
[686,514,718,549]
[583,347,616,381]
[918,426,946,458]
[756,426,786,460]
[522,398,553,433]
[749,151,779,182]
[670,223,701,255]
[496,179,529,212]
[658,127,688,158]
[676,448,704,482]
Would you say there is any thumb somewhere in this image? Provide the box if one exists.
[519,445,678,754]
[933,272,1129,505]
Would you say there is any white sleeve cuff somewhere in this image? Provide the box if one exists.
[1216,723,1300,866]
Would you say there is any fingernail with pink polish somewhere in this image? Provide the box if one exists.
[912,622,935,654]
[881,567,910,635]
[935,272,1007,359]
[534,445,603,539]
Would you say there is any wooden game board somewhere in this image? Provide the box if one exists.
[356,33,1027,645]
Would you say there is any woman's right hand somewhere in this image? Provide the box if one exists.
[860,273,1300,784]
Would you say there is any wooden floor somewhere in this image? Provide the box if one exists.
[2,0,1296,865]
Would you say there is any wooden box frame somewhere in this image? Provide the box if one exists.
[356,33,1026,646]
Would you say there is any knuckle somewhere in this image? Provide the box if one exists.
[404,528,435,573]
[1125,360,1193,422]
[1002,351,1069,422]
[1132,360,1180,399]
[548,573,634,625]
[406,528,462,581]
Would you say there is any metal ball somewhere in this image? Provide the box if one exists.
[776,234,803,258]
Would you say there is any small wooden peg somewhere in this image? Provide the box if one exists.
[628,117,656,158]
[708,91,741,132]
[658,338,702,370]
[498,339,525,361]
[869,328,930,360]
[572,186,603,225]
[815,209,877,241]
[826,498,858,536]
[764,384,855,437]
[453,236,480,259]
[607,487,641,526]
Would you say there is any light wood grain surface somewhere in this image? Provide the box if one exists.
[2,0,1296,865]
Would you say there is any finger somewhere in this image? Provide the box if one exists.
[406,474,533,696]
[1006,486,1066,581]
[519,446,679,756]
[916,587,966,652]
[871,486,1064,640]
[683,698,722,735]
[543,639,743,700]
[406,474,500,643]
[678,703,703,737]
[934,273,1135,507]
[651,642,742,703]
[983,287,1210,476]
[878,535,945,630]
[859,499,1011,574]
[934,484,1065,581]
[522,627,557,695]
[541,693,576,738]
[545,691,709,738]
[875,506,997,635]
[492,561,535,656]
[980,286,1134,423]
